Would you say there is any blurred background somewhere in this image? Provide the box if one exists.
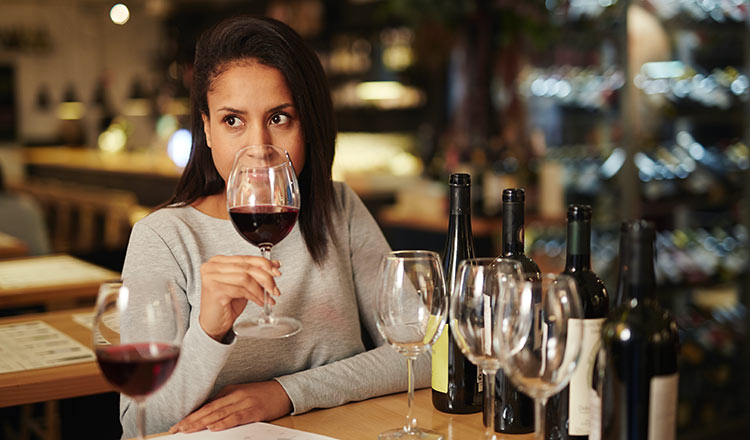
[0,0,748,439]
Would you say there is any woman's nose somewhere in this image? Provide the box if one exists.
[244,122,272,146]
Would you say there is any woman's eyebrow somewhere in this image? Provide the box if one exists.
[217,106,247,114]
[266,103,294,113]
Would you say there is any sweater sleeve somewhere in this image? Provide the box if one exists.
[119,220,236,438]
[275,184,431,415]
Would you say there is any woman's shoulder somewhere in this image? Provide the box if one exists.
[332,180,362,207]
[134,204,221,235]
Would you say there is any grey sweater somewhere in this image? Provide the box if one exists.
[119,182,431,437]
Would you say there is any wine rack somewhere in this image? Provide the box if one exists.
[522,2,750,438]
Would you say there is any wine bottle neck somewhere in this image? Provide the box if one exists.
[450,185,471,215]
[618,226,657,302]
[444,185,474,291]
[565,220,591,271]
[502,202,525,255]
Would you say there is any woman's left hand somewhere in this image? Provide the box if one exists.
[168,380,292,433]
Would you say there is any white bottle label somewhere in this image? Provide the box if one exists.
[648,373,679,440]
[568,318,605,436]
[589,387,601,440]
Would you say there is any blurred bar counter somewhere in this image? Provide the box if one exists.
[20,146,182,208]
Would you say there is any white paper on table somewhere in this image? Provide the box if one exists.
[163,422,338,440]
[0,320,95,373]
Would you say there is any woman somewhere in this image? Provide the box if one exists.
[120,15,430,437]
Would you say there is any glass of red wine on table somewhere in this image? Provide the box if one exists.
[226,144,302,339]
[93,281,183,440]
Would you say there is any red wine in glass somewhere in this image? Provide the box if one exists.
[229,205,299,247]
[96,342,180,398]
[226,144,303,339]
[93,281,183,440]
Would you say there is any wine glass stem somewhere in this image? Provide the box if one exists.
[403,356,418,433]
[535,398,547,440]
[260,245,274,322]
[135,400,146,440]
[483,369,498,440]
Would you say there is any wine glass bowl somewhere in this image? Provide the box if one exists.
[375,250,447,440]
[450,258,525,440]
[499,273,583,440]
[226,144,302,338]
[93,280,183,440]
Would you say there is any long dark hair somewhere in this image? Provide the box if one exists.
[165,15,337,264]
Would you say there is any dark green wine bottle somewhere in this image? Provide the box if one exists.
[599,220,680,440]
[493,188,538,434]
[545,205,609,440]
[432,173,483,414]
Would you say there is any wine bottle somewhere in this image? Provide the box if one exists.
[494,188,538,434]
[600,220,680,440]
[545,205,609,439]
[432,173,483,414]
[612,220,631,309]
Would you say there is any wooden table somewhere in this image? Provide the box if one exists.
[0,231,28,260]
[0,307,113,407]
[0,254,119,309]
[147,389,535,439]
[272,389,534,440]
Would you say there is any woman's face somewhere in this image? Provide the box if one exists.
[202,60,305,183]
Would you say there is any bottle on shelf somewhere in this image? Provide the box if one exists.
[494,188,539,434]
[432,173,483,414]
[597,220,680,440]
[545,204,610,440]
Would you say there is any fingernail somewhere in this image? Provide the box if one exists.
[274,287,281,297]
[207,425,216,431]
[273,269,282,276]
[274,260,282,267]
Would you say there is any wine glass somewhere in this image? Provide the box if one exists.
[226,144,302,339]
[93,280,183,440]
[497,274,583,440]
[375,250,448,440]
[450,258,528,440]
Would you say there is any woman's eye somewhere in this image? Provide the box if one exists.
[270,113,290,125]
[223,115,243,128]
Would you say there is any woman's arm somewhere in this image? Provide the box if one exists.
[119,221,236,437]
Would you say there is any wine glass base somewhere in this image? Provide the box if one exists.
[378,427,444,440]
[233,316,302,339]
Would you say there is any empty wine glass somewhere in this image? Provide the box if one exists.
[450,258,527,439]
[375,250,448,440]
[497,274,583,440]
[226,144,302,338]
[93,280,183,440]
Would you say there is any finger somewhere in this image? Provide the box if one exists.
[209,255,282,275]
[173,395,238,432]
[246,266,281,297]
[207,274,276,306]
[208,412,256,432]
[181,405,238,433]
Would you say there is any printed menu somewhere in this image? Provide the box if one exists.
[0,320,95,374]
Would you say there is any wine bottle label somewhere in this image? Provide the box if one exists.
[568,318,605,436]
[431,326,449,393]
[589,387,601,440]
[648,373,679,440]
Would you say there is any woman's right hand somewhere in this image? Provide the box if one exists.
[198,255,281,341]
